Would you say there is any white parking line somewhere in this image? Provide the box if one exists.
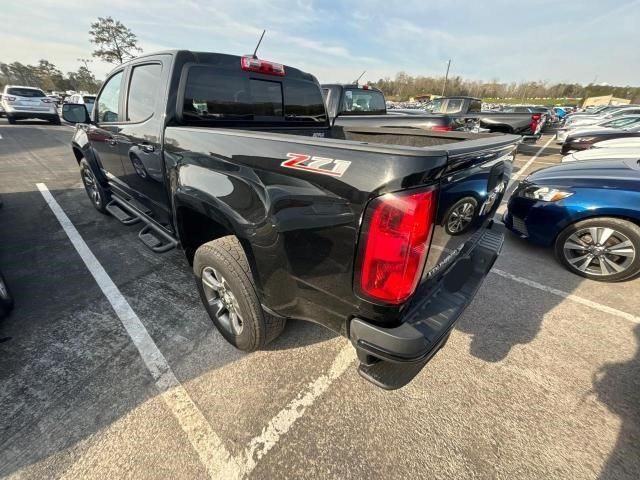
[511,136,555,185]
[36,183,241,480]
[492,268,640,325]
[241,343,356,475]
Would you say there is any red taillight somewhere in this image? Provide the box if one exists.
[431,125,453,132]
[361,85,370,90]
[4,96,16,102]
[356,188,437,304]
[530,113,542,133]
[240,56,285,76]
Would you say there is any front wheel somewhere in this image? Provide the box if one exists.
[554,218,640,282]
[193,236,286,351]
[444,197,478,235]
[79,159,109,213]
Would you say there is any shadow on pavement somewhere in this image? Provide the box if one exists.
[0,186,336,477]
[595,324,640,479]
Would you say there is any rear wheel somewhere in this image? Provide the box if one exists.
[79,159,109,213]
[444,197,478,235]
[554,218,640,282]
[194,236,286,352]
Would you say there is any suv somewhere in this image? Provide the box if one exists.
[66,93,96,114]
[1,85,61,124]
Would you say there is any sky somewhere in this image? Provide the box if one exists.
[1,0,639,86]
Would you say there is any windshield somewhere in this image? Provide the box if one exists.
[425,98,445,113]
[341,88,385,114]
[600,117,640,128]
[7,87,46,98]
[83,96,96,103]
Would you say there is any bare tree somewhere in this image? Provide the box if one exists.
[89,16,142,65]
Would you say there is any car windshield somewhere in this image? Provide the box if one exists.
[600,117,640,128]
[83,96,96,104]
[7,87,46,98]
[341,89,386,114]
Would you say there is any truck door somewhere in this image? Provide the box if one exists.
[116,56,173,230]
[88,70,127,184]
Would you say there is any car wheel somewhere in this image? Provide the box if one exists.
[444,197,478,235]
[130,155,148,179]
[193,236,286,352]
[0,270,14,319]
[7,116,16,125]
[79,158,109,213]
[554,218,640,282]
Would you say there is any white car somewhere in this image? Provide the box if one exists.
[556,115,640,144]
[562,147,640,163]
[66,93,96,114]
[591,137,640,149]
[1,85,60,124]
[563,106,640,129]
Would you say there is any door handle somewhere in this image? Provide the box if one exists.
[108,139,117,146]
[141,143,155,153]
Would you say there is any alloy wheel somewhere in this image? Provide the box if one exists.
[447,202,475,234]
[82,167,101,207]
[563,227,636,277]
[201,266,244,335]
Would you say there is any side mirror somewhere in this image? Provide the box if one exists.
[62,103,90,124]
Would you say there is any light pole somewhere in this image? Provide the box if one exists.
[441,59,451,96]
[77,58,92,70]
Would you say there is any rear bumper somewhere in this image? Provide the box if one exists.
[349,223,504,389]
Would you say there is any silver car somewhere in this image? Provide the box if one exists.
[556,114,640,144]
[1,85,61,124]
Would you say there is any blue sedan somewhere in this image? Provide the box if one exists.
[504,158,640,281]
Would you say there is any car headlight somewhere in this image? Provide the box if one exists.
[519,185,573,202]
[572,137,597,143]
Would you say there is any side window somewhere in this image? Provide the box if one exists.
[127,63,162,122]
[96,71,123,123]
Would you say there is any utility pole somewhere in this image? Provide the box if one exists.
[441,59,451,96]
[77,58,92,70]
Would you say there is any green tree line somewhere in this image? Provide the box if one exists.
[372,72,640,104]
[0,60,101,93]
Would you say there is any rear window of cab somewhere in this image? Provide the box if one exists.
[182,65,327,126]
[6,88,46,98]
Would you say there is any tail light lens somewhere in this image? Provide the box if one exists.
[431,125,453,132]
[355,188,437,304]
[530,113,542,133]
[240,56,285,76]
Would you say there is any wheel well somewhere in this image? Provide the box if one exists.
[177,207,233,264]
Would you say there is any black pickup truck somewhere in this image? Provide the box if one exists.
[62,50,518,389]
[324,85,543,137]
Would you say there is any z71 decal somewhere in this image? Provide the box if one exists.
[281,153,351,177]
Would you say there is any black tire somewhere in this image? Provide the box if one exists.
[0,271,14,319]
[79,158,110,213]
[193,236,286,351]
[554,217,640,282]
[7,116,16,125]
[443,197,478,236]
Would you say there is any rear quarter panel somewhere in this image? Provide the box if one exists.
[163,126,449,332]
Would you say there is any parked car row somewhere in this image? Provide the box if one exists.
[505,104,640,282]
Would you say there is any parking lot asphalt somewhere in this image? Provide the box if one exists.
[0,121,638,480]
